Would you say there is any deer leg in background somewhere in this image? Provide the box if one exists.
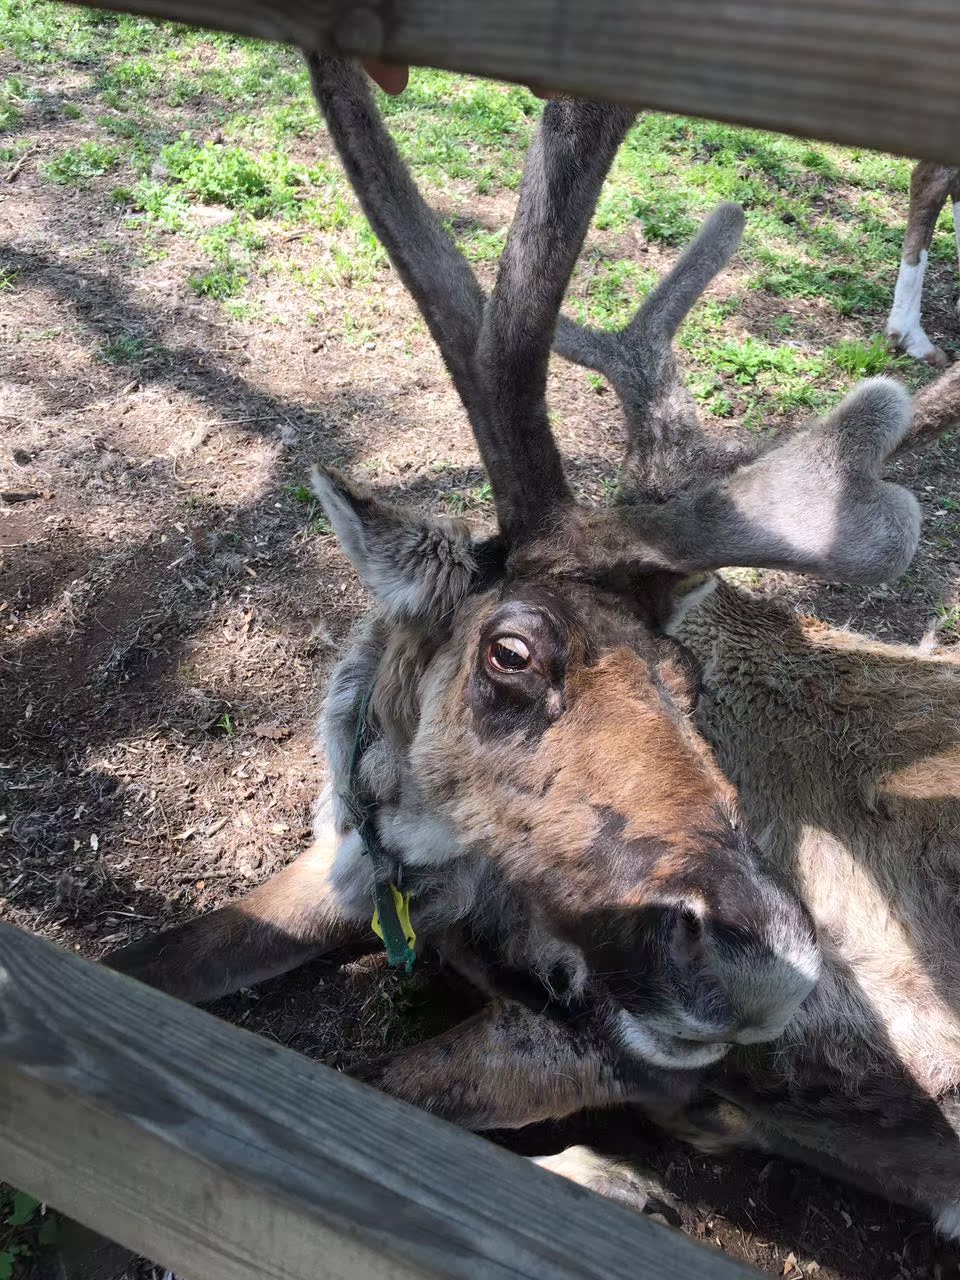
[886,161,954,367]
[104,824,374,1004]
[951,168,960,322]
[352,998,691,1131]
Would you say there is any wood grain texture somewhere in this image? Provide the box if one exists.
[62,0,960,163]
[0,924,757,1280]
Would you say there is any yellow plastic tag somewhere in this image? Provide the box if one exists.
[371,883,416,950]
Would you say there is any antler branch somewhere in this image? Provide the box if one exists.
[555,203,750,502]
[475,100,633,530]
[306,55,484,392]
[307,55,632,540]
[555,203,921,584]
[635,377,920,583]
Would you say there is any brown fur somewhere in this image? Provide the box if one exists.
[359,581,960,1226]
[646,582,960,1219]
[100,55,953,1228]
[911,358,960,447]
[902,163,958,266]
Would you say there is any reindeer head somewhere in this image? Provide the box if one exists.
[308,58,920,1068]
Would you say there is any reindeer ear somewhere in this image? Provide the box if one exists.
[310,466,478,621]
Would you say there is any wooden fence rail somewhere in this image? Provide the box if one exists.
[63,0,960,165]
[0,923,756,1279]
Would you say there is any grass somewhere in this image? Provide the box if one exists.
[936,602,960,636]
[1,0,951,419]
[99,333,150,363]
[445,481,493,514]
[42,139,118,185]
[0,1189,59,1278]
[288,484,333,535]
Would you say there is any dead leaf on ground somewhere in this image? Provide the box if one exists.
[251,723,291,740]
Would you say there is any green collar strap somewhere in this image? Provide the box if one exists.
[342,686,416,974]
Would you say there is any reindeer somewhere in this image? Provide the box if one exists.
[886,161,960,367]
[104,56,955,1231]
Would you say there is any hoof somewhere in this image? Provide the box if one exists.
[925,345,949,370]
[534,1146,683,1226]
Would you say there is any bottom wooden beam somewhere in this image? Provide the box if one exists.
[0,924,756,1279]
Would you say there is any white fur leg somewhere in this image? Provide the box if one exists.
[953,200,960,318]
[935,1204,960,1242]
[886,253,944,365]
[532,1146,680,1224]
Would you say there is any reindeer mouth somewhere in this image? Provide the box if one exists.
[614,1009,733,1069]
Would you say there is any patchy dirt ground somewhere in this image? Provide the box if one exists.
[2,13,960,1280]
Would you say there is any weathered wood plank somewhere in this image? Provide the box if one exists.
[0,924,756,1280]
[61,0,960,163]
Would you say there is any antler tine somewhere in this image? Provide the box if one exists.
[474,99,634,536]
[306,54,485,397]
[554,203,748,502]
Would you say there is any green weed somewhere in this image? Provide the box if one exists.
[709,337,820,385]
[43,140,118,186]
[0,1188,59,1278]
[445,482,493,514]
[99,333,150,364]
[828,335,894,378]
[189,263,245,299]
[287,485,333,535]
[188,216,266,301]
[120,178,190,230]
[0,77,31,131]
[936,602,960,636]
[158,137,308,217]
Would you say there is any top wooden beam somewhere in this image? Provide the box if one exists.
[65,0,960,164]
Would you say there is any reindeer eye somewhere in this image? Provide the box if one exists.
[487,636,532,673]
